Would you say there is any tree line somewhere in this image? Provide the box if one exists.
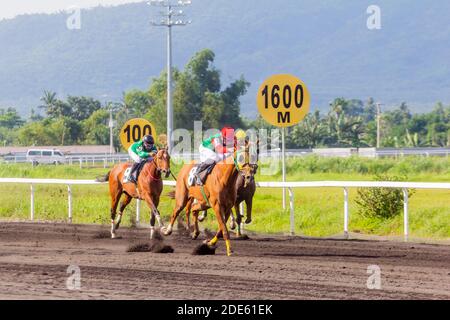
[0,49,449,150]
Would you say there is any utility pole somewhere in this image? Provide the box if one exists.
[149,0,192,152]
[109,105,114,155]
[376,102,382,148]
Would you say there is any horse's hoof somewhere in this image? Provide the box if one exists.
[161,227,172,236]
[111,233,117,239]
[230,221,236,230]
[198,216,206,222]
[191,232,200,240]
[245,218,252,224]
[203,239,216,248]
[227,250,234,257]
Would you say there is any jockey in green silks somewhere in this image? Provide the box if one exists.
[127,135,157,183]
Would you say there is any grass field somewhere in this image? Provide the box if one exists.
[0,156,449,239]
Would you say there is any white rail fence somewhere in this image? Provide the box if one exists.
[2,147,450,166]
[0,178,449,241]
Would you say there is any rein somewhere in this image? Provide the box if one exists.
[147,157,162,182]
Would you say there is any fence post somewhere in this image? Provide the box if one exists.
[344,187,349,239]
[30,184,35,221]
[289,187,295,236]
[136,199,141,226]
[68,185,72,223]
[103,158,107,169]
[403,188,409,242]
[79,159,82,169]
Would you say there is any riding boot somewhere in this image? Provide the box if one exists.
[129,162,140,183]
[195,159,215,185]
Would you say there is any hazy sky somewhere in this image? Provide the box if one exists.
[0,0,145,20]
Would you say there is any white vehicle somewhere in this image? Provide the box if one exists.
[26,149,66,165]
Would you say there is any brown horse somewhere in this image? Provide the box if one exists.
[161,154,240,256]
[228,163,258,236]
[97,148,171,239]
[185,162,257,238]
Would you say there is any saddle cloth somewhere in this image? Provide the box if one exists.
[123,160,148,184]
[188,160,216,186]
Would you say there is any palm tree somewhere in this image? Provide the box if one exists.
[39,90,57,115]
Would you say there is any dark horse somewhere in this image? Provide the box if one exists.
[97,148,171,239]
[228,163,257,236]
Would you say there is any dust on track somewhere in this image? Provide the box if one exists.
[0,222,449,300]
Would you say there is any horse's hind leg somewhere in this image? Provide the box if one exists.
[191,211,200,240]
[115,193,132,231]
[110,189,122,239]
[198,210,207,222]
[185,199,193,232]
[229,204,238,231]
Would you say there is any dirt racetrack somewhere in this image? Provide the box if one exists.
[0,222,449,300]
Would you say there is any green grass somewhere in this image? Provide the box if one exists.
[0,156,449,240]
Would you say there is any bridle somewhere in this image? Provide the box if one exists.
[152,150,171,180]
[235,148,258,186]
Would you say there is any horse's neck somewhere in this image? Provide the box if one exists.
[143,160,159,178]
[217,156,238,184]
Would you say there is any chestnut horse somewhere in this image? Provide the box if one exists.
[184,162,258,238]
[97,148,171,239]
[161,154,240,256]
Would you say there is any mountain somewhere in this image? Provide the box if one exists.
[1,0,450,118]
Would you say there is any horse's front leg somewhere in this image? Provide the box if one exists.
[207,204,233,256]
[161,196,189,236]
[150,210,156,240]
[144,195,163,239]
[234,204,243,236]
[245,198,253,224]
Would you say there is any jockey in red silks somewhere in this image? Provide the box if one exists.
[199,126,236,163]
[194,126,236,185]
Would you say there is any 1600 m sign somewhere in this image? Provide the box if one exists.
[257,74,310,127]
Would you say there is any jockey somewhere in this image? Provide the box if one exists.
[194,126,237,185]
[200,126,236,162]
[128,134,157,183]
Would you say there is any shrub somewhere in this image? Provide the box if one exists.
[355,174,415,219]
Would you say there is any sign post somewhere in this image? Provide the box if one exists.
[119,118,157,151]
[256,74,310,209]
[281,127,286,209]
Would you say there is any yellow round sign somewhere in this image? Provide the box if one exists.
[119,118,157,150]
[256,74,310,127]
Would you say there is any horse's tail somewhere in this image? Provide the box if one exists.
[96,171,111,183]
[166,190,176,199]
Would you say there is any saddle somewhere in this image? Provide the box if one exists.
[188,159,216,186]
[123,160,148,184]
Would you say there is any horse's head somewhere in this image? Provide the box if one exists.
[154,147,171,178]
[237,145,258,188]
[240,163,258,188]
